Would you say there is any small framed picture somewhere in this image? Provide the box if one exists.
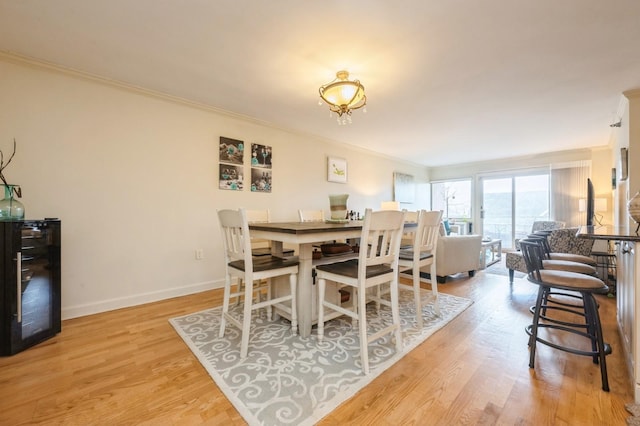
[219,136,244,165]
[219,164,243,191]
[327,156,347,183]
[251,168,272,193]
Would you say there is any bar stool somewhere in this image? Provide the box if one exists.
[534,231,597,266]
[519,238,611,391]
[526,233,599,310]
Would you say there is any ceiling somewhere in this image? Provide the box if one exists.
[1,1,639,167]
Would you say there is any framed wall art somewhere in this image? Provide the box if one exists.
[219,136,244,191]
[251,143,272,192]
[219,136,244,165]
[393,172,415,203]
[327,156,347,183]
[251,143,272,169]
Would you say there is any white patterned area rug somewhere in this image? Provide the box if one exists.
[169,289,472,426]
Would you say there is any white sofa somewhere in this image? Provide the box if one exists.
[421,234,483,283]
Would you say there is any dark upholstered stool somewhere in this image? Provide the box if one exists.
[520,239,611,392]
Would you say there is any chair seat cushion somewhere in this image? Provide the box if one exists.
[542,259,597,275]
[229,255,299,272]
[252,247,295,257]
[549,252,596,266]
[530,269,607,292]
[398,249,433,261]
[316,258,393,279]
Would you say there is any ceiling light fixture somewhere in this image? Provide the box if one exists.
[318,70,366,125]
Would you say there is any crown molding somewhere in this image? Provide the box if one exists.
[0,50,427,171]
[624,88,640,99]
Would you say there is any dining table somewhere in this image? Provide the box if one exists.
[248,220,417,337]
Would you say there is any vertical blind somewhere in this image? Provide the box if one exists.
[550,160,591,227]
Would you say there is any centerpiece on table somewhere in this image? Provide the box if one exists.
[0,139,25,220]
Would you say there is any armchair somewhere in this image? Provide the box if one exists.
[427,234,482,283]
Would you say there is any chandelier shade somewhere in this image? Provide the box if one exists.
[319,70,366,124]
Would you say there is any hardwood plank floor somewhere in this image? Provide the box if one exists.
[0,268,633,425]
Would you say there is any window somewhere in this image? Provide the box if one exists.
[479,173,550,249]
[431,180,472,220]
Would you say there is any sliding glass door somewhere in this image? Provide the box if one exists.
[480,173,549,249]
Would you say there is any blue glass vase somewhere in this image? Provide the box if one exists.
[0,184,25,220]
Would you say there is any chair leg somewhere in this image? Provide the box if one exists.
[219,274,232,338]
[584,293,610,391]
[390,278,403,353]
[430,262,440,316]
[508,269,514,284]
[240,278,254,359]
[266,278,272,321]
[528,285,546,368]
[289,273,298,335]
[317,277,326,342]
[413,265,423,329]
[351,288,358,329]
[235,278,243,306]
[357,285,369,375]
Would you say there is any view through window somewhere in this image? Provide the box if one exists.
[431,180,472,220]
[481,174,549,249]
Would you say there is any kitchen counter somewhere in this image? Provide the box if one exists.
[578,223,640,401]
[577,225,640,241]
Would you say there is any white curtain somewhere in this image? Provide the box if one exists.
[550,160,591,227]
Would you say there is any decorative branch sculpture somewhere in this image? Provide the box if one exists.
[0,139,22,198]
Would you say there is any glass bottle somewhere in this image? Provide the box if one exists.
[0,184,25,220]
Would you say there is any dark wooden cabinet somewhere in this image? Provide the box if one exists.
[0,219,61,355]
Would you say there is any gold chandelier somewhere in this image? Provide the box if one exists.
[318,70,367,125]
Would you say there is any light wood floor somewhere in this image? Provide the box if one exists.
[0,268,634,425]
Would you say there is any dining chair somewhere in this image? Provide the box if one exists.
[520,238,611,391]
[399,210,419,249]
[316,208,406,374]
[246,209,294,257]
[298,209,325,222]
[397,209,442,328]
[217,208,299,359]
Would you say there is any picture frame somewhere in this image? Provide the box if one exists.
[327,156,347,183]
[251,168,272,193]
[393,172,415,203]
[250,143,272,169]
[218,136,244,191]
[621,147,629,181]
[219,136,244,165]
[219,164,244,191]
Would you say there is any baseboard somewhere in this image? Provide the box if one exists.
[61,279,224,320]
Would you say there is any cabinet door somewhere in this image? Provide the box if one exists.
[1,221,61,356]
[0,221,22,354]
[617,243,634,359]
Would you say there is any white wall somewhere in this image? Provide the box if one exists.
[0,55,429,319]
[613,89,640,228]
